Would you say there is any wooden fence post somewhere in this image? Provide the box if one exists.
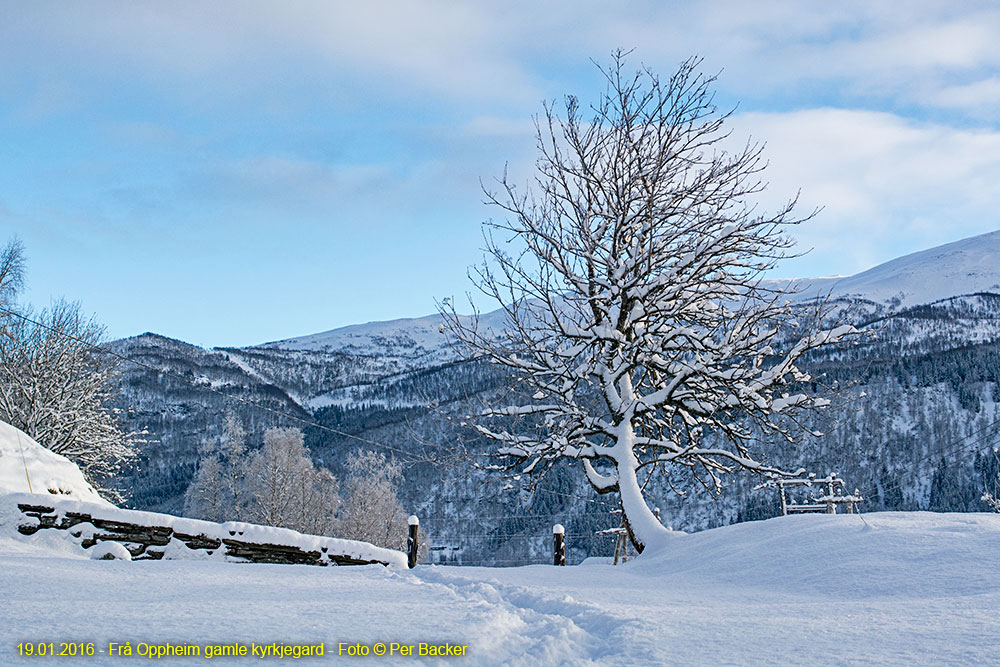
[553,524,565,566]
[407,515,419,569]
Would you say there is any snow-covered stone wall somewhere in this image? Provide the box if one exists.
[1,418,407,568]
[10,493,408,568]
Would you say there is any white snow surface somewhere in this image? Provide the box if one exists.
[0,420,111,506]
[261,313,451,352]
[89,541,132,561]
[4,511,999,665]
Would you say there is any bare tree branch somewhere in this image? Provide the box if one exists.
[440,53,854,553]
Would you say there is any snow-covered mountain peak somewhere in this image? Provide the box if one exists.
[259,313,451,354]
[255,309,509,357]
[790,228,1000,308]
[259,230,1000,357]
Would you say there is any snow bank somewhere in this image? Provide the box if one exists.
[89,541,132,561]
[0,419,111,506]
[420,512,1000,664]
[629,511,1000,599]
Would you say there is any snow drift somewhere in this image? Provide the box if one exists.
[0,419,111,506]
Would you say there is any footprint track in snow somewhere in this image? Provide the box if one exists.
[402,568,656,665]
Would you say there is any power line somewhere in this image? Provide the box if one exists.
[858,423,1000,505]
[0,305,436,465]
[0,305,618,512]
[19,302,996,533]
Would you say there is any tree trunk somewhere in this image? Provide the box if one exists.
[613,423,671,553]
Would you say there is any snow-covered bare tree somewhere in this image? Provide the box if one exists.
[0,299,136,498]
[221,413,247,520]
[0,238,25,340]
[244,427,339,535]
[183,442,227,522]
[185,421,339,533]
[183,414,247,522]
[336,449,408,551]
[441,53,854,553]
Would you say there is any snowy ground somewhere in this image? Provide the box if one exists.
[4,510,1000,666]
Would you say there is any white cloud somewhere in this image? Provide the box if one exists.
[932,78,1000,114]
[5,1,1000,295]
[832,13,1000,71]
[535,2,1000,117]
[728,108,1000,276]
[0,1,540,103]
[462,116,536,138]
[6,1,999,113]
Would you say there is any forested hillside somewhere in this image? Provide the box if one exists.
[108,233,1000,564]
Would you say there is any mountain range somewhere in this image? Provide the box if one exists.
[109,229,1000,564]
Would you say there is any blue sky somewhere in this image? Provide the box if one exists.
[3,1,1000,347]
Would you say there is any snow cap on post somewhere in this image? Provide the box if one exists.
[407,516,420,569]
[553,524,566,566]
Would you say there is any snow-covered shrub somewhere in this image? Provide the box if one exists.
[89,541,132,561]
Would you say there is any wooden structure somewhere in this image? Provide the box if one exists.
[597,507,661,565]
[407,515,419,569]
[774,474,862,516]
[552,524,565,566]
[596,510,631,565]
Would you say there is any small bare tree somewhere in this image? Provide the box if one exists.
[0,238,25,340]
[0,299,136,498]
[442,53,853,553]
[336,449,408,551]
[221,413,248,520]
[183,444,227,522]
[183,414,247,522]
[244,426,339,535]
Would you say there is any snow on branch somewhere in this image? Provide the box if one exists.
[440,52,857,553]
